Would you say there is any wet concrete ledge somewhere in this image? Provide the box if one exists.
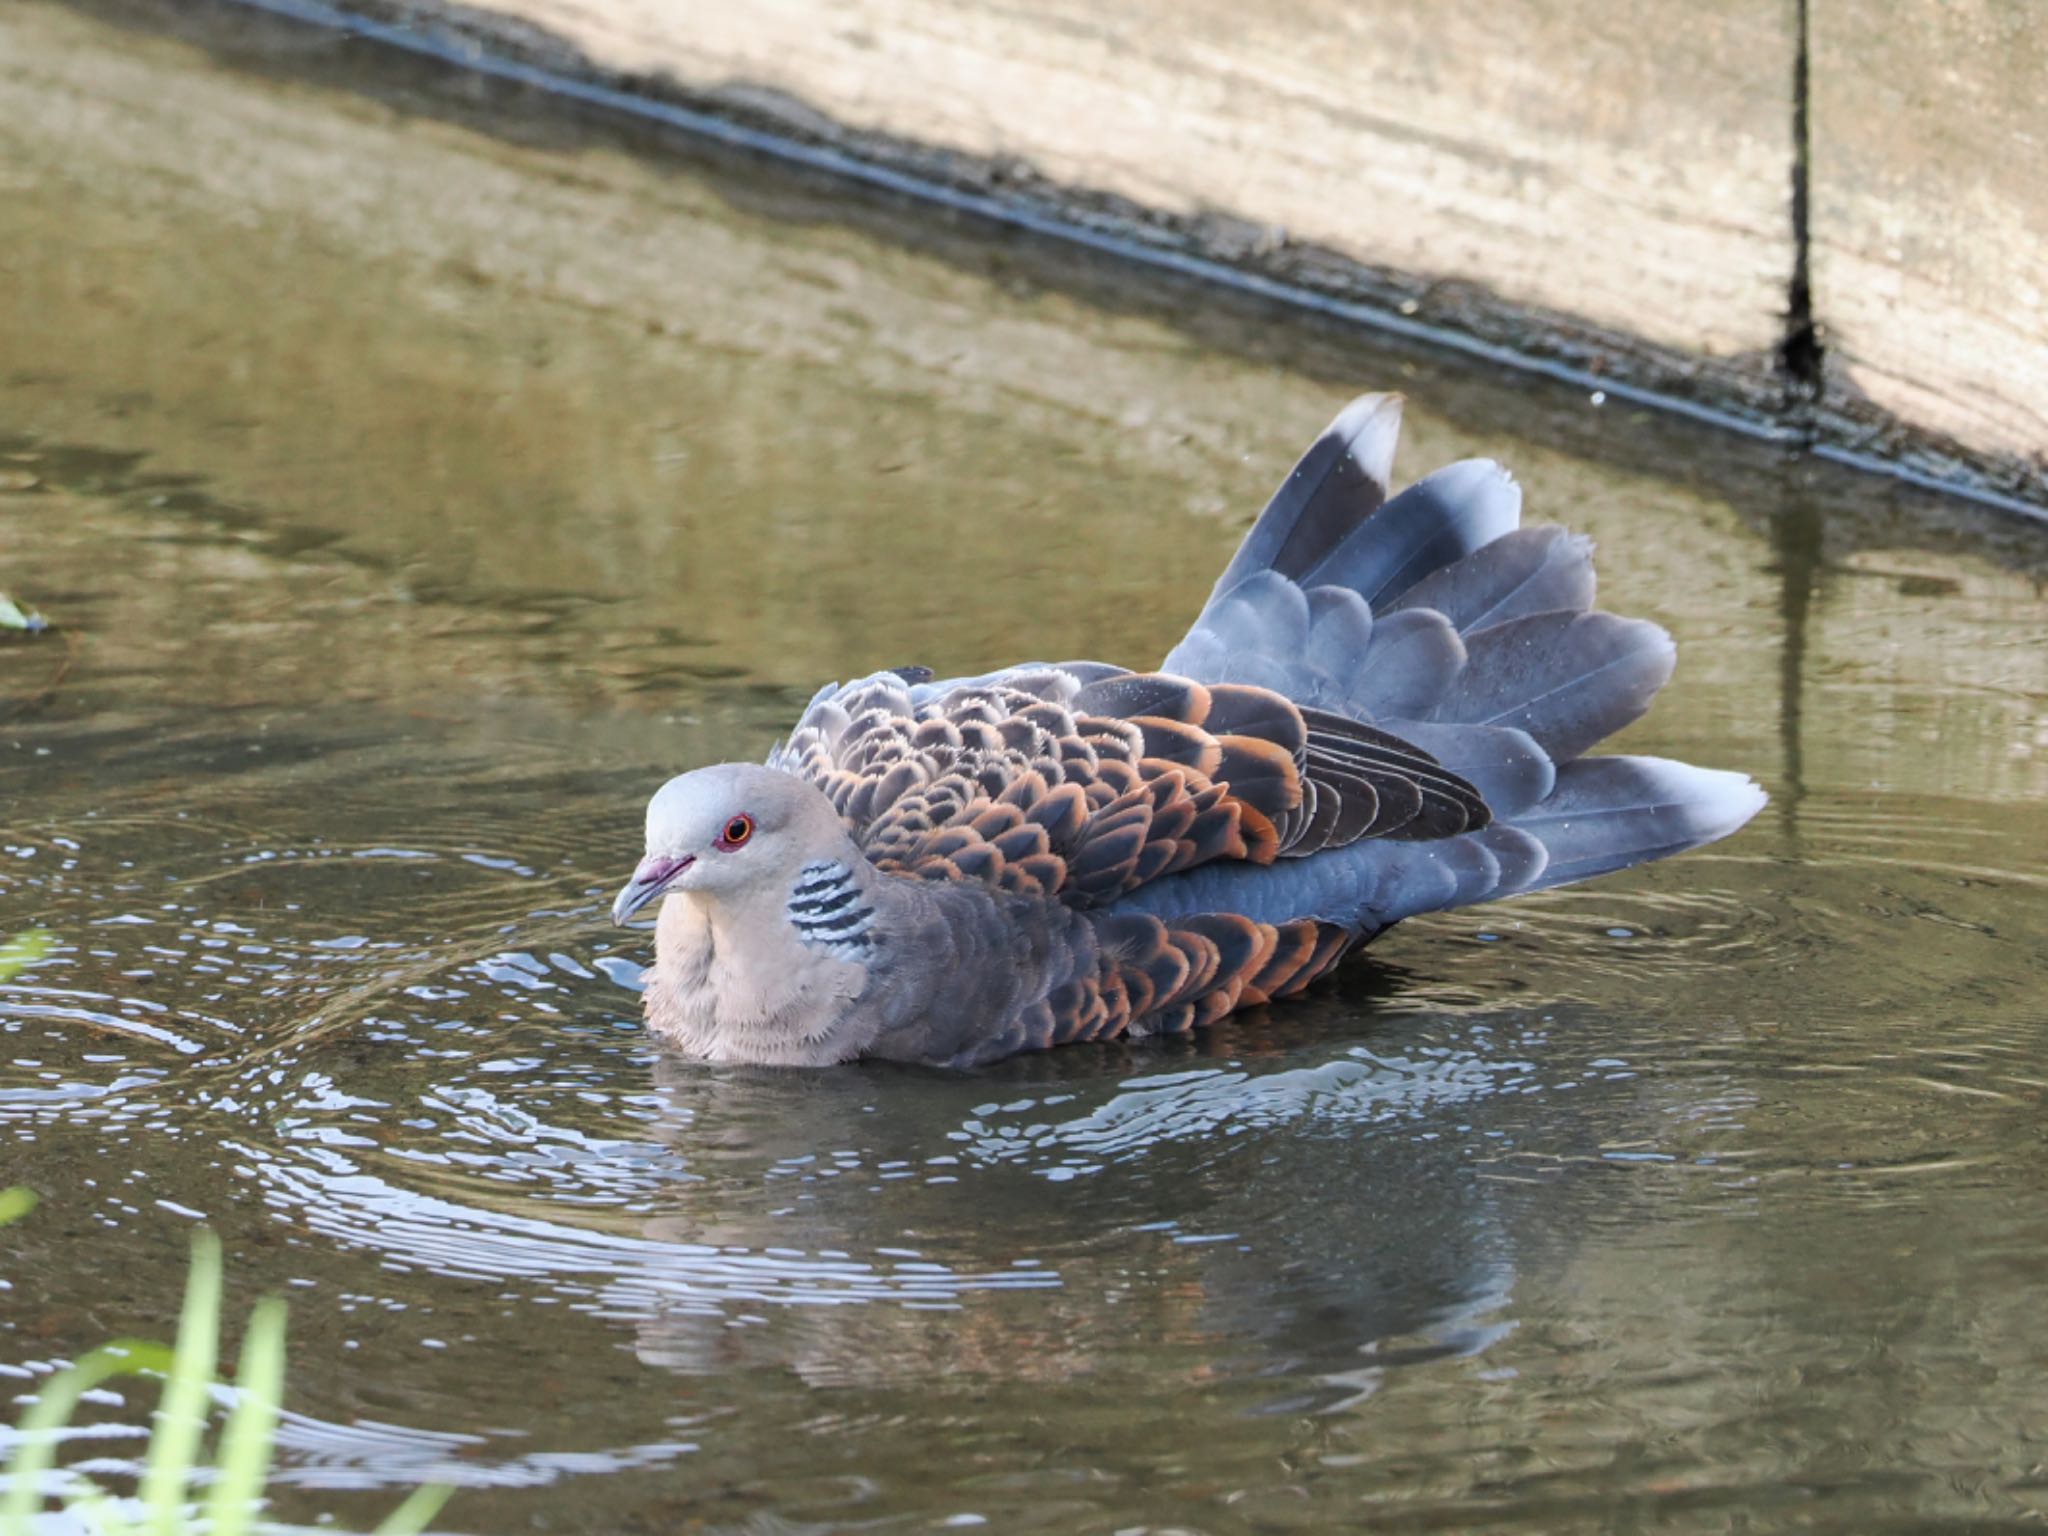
[87,0,2048,519]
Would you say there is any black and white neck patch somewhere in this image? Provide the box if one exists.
[787,860,877,960]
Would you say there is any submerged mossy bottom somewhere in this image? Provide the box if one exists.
[2,2,2046,1531]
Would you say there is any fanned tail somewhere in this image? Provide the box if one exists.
[1145,392,1764,930]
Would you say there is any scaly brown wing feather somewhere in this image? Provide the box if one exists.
[943,909,1359,1068]
[766,666,1491,911]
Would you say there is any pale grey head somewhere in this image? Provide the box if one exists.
[610,762,847,923]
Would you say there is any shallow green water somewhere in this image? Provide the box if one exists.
[3,3,2047,1532]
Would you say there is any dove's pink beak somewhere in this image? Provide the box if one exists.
[611,854,692,925]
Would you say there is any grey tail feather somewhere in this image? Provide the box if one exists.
[1432,610,1677,763]
[1108,756,1764,933]
[1203,393,1403,602]
[1509,756,1766,893]
[1386,524,1596,635]
[1372,754,1766,919]
[1301,457,1522,611]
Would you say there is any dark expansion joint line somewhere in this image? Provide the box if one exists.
[1781,0,1824,426]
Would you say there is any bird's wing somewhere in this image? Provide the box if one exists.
[765,664,1490,908]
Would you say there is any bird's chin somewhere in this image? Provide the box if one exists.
[611,854,695,925]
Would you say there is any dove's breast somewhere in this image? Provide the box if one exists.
[645,886,878,1065]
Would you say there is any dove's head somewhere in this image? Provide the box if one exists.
[611,763,845,922]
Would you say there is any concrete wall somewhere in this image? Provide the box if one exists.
[302,0,2043,514]
[1811,0,2048,483]
[416,0,1797,363]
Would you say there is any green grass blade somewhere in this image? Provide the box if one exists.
[138,1232,222,1536]
[0,1186,36,1228]
[95,1339,178,1377]
[2,1228,450,1536]
[371,1482,455,1536]
[1,1340,163,1536]
[205,1296,287,1536]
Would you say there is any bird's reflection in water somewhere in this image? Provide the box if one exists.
[620,983,1611,1408]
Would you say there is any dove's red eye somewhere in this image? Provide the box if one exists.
[715,814,754,851]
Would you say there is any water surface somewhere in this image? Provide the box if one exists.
[3,3,2046,1532]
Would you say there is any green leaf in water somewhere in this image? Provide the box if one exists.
[0,1186,36,1227]
[0,930,50,985]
